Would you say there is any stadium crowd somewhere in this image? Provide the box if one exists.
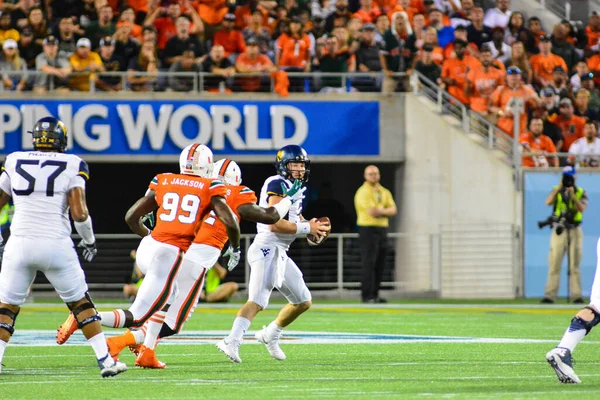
[1,0,600,163]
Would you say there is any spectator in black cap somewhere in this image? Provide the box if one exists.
[97,36,127,92]
[34,35,71,94]
[213,13,246,63]
[54,17,79,57]
[17,26,42,70]
[547,65,568,96]
[482,26,511,64]
[114,19,140,69]
[242,9,273,59]
[169,49,201,92]
[163,16,207,68]
[530,34,568,89]
[0,13,20,45]
[551,23,579,72]
[354,22,381,92]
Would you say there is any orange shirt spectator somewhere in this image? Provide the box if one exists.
[490,67,539,137]
[440,41,476,105]
[467,55,505,113]
[128,0,148,14]
[353,0,382,24]
[236,39,275,91]
[529,37,568,86]
[118,20,142,39]
[586,15,600,47]
[548,98,586,152]
[277,31,311,69]
[519,123,558,167]
[196,0,228,26]
[213,14,246,57]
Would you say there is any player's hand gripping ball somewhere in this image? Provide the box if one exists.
[307,217,331,246]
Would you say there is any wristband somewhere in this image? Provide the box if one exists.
[74,216,96,245]
[295,221,311,235]
[273,197,292,219]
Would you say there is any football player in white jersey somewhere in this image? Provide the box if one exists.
[0,117,126,378]
[217,145,330,363]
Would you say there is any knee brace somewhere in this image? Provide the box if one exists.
[0,307,19,336]
[69,292,101,329]
[570,307,600,335]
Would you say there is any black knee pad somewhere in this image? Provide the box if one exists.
[572,307,600,335]
[0,307,19,336]
[69,292,100,329]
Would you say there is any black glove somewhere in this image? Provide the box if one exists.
[78,240,97,262]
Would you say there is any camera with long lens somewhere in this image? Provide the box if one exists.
[538,213,574,235]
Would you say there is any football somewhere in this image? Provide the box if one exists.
[307,217,331,246]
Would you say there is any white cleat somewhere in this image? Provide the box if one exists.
[216,339,242,363]
[255,326,286,361]
[546,347,581,384]
[98,354,128,378]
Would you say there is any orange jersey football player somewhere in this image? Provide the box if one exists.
[106,158,307,368]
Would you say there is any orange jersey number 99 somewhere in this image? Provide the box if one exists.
[159,192,201,224]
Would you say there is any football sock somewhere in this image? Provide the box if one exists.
[87,332,109,360]
[132,328,146,345]
[143,311,165,350]
[227,317,251,342]
[99,310,127,328]
[558,323,587,352]
[0,339,7,364]
[265,321,283,340]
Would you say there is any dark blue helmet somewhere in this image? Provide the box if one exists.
[30,116,68,152]
[275,145,310,183]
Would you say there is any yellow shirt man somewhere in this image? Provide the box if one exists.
[69,38,103,91]
[354,166,397,228]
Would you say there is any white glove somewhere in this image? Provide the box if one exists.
[224,246,241,271]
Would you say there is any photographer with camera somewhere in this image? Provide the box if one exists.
[541,166,588,304]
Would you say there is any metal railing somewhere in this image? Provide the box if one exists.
[410,70,516,166]
[0,70,407,94]
[539,0,572,20]
[30,232,440,296]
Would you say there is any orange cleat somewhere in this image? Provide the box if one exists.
[106,330,137,361]
[56,312,78,345]
[135,345,166,369]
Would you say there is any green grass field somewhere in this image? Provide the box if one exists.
[3,300,600,399]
